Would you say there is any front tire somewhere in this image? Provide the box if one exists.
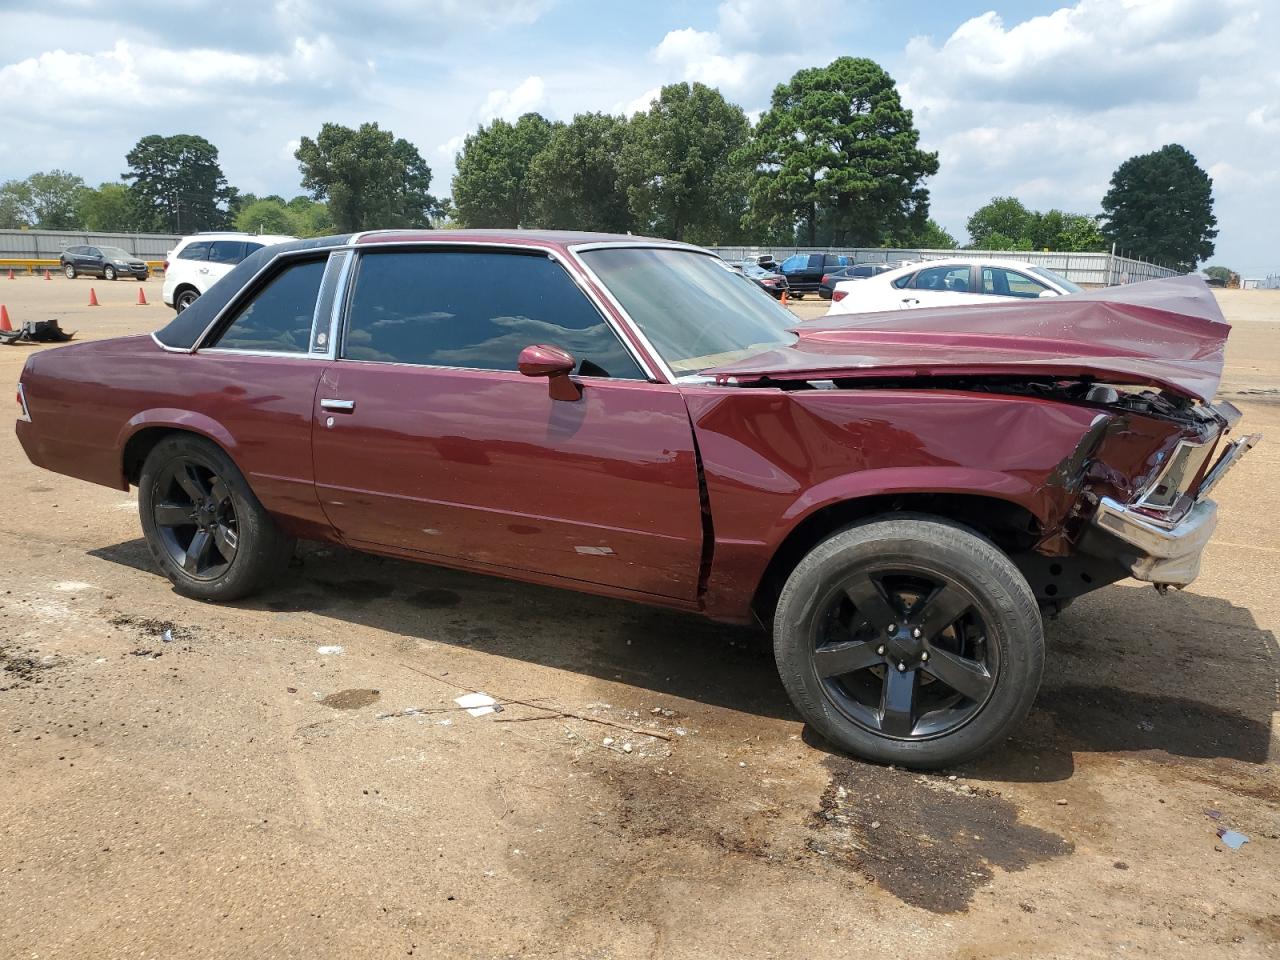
[138,434,295,601]
[104,265,117,281]
[64,263,77,279]
[773,515,1043,769]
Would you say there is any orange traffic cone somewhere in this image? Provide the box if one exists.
[136,286,148,305]
[44,269,52,280]
[0,305,11,331]
[781,290,789,306]
[88,287,99,307]
[6,269,13,280]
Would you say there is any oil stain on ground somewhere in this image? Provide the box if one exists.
[319,688,381,710]
[309,578,395,603]
[407,588,462,609]
[811,758,1072,913]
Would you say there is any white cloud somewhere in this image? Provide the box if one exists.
[477,75,547,123]
[653,28,755,93]
[436,134,465,159]
[716,0,810,49]
[281,138,300,161]
[615,86,661,116]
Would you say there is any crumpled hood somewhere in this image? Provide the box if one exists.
[708,275,1229,402]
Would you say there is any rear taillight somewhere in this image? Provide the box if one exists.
[162,260,169,273]
[832,290,848,302]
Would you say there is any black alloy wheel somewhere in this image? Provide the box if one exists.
[152,458,240,580]
[175,288,199,312]
[773,515,1043,768]
[811,569,998,740]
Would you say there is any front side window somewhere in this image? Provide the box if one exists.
[209,241,246,265]
[779,254,806,273]
[210,258,325,353]
[580,247,795,376]
[179,242,210,262]
[342,251,643,379]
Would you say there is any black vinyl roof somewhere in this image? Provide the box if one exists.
[154,234,351,349]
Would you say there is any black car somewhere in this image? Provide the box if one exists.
[60,245,149,281]
[740,261,790,299]
[818,263,893,299]
[777,252,848,295]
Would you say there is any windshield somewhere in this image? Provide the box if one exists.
[100,246,132,260]
[1030,266,1082,294]
[581,247,796,375]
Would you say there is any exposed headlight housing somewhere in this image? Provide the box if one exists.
[1135,439,1217,515]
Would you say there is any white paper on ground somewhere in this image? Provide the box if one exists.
[454,692,499,717]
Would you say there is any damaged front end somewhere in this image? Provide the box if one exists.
[998,384,1259,606]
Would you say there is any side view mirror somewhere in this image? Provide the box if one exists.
[518,344,582,401]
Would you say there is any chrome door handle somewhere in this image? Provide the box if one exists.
[320,398,355,412]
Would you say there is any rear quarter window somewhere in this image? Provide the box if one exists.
[208,241,247,265]
[178,242,210,261]
[210,258,326,353]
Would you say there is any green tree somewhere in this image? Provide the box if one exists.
[967,196,1034,248]
[296,122,440,232]
[1053,213,1106,252]
[285,195,335,236]
[618,82,749,243]
[910,218,958,249]
[25,170,86,229]
[525,113,631,232]
[124,134,233,233]
[452,113,559,228]
[1204,265,1238,286]
[0,179,33,228]
[78,183,138,232]
[233,198,296,235]
[742,58,938,246]
[1101,143,1216,270]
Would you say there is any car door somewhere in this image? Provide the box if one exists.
[189,251,338,531]
[207,241,246,287]
[84,247,104,276]
[310,247,706,601]
[899,264,977,308]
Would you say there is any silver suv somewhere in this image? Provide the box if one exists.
[162,232,296,312]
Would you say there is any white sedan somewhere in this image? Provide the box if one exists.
[827,257,1082,316]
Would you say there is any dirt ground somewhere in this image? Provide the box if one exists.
[0,276,1277,959]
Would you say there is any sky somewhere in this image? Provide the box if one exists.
[0,0,1276,275]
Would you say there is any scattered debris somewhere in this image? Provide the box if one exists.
[1055,799,1069,806]
[455,692,502,717]
[1205,809,1223,820]
[602,737,615,747]
[161,628,173,644]
[1217,829,1249,851]
[316,645,343,656]
[622,743,633,754]
[287,687,298,694]
[0,318,76,345]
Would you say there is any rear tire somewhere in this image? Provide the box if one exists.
[175,288,199,313]
[773,515,1043,769]
[138,434,295,602]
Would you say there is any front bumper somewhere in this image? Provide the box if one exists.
[1091,496,1218,587]
[1085,433,1260,588]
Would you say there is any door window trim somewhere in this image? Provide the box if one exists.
[194,251,344,360]
[332,246,657,381]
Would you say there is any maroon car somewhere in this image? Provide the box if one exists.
[14,230,1258,767]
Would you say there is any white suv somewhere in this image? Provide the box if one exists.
[162,232,297,312]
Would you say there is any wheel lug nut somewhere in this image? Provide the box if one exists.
[921,652,930,662]
[887,624,897,633]
[876,645,886,655]
[896,662,906,672]
[912,628,921,638]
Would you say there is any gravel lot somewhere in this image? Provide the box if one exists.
[1,276,1277,959]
